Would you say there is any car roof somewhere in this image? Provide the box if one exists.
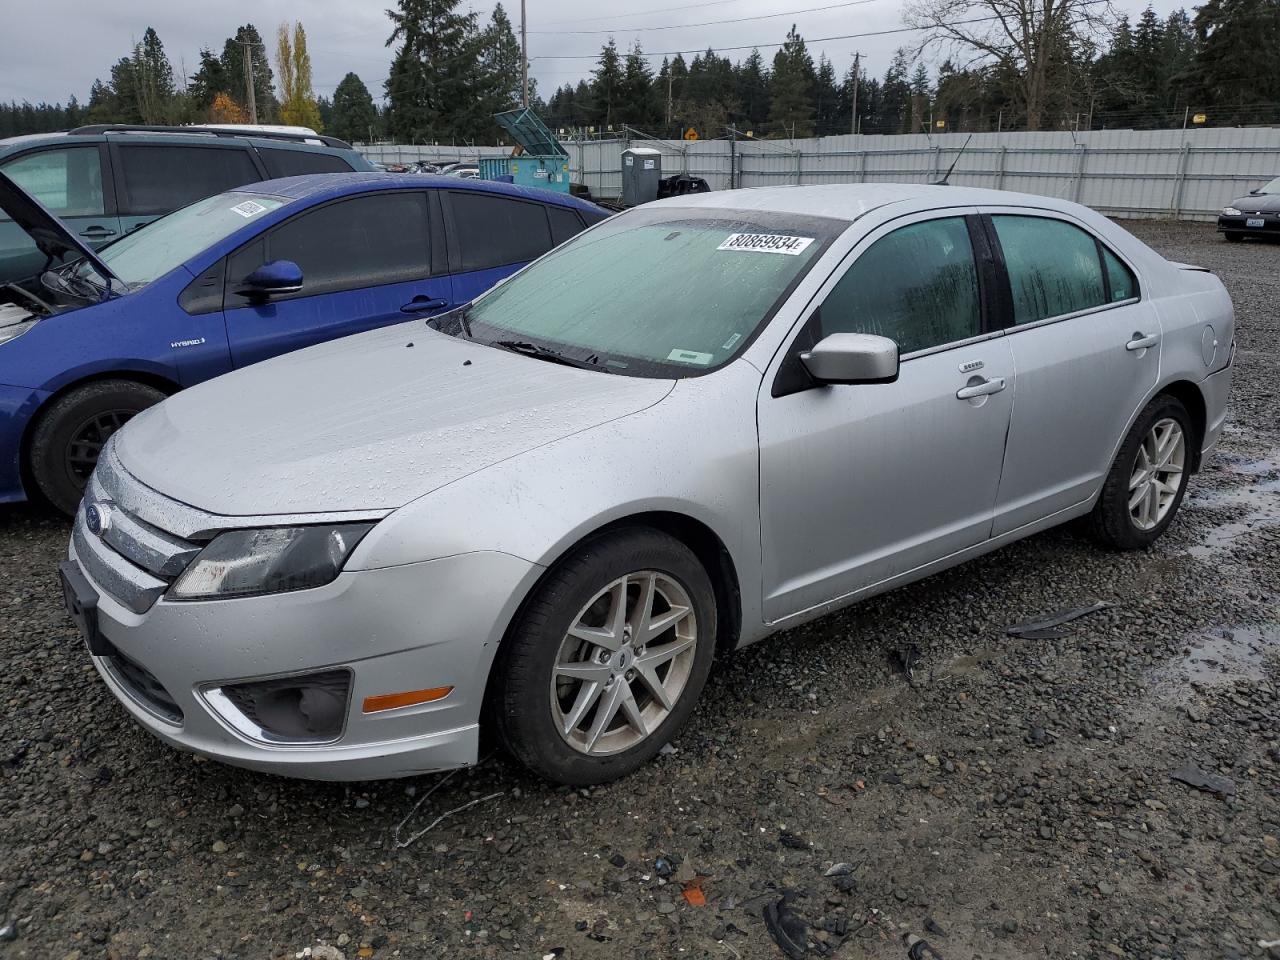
[0,128,355,155]
[239,171,604,213]
[652,183,1091,221]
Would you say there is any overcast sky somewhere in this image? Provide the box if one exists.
[7,0,1191,109]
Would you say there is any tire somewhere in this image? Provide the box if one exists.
[28,379,165,516]
[1089,394,1195,550]
[1224,232,1243,242]
[490,528,717,786]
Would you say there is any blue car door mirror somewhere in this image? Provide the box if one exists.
[239,260,304,298]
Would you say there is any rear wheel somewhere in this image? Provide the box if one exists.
[1089,394,1194,550]
[490,528,716,785]
[28,379,165,516]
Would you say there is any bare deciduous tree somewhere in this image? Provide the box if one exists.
[905,0,1112,129]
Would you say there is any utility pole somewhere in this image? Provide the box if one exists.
[666,71,673,128]
[520,0,529,108]
[240,40,259,125]
[850,51,860,135]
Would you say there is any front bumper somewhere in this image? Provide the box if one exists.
[0,382,44,503]
[68,526,540,780]
[1217,212,1280,235]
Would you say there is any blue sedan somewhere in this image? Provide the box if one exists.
[0,172,608,513]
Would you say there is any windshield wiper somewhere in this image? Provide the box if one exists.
[490,339,606,371]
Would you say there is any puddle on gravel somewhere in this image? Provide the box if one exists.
[1149,626,1278,701]
[1182,481,1280,559]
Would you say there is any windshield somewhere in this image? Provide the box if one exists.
[458,206,845,377]
[86,191,289,288]
[1260,177,1280,195]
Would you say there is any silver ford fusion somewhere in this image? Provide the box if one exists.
[61,184,1234,785]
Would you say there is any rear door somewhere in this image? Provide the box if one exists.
[983,211,1160,535]
[442,189,564,303]
[110,142,264,236]
[222,190,451,369]
[0,143,119,281]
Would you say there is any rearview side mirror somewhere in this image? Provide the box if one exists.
[238,260,304,298]
[800,333,899,385]
[1249,188,1262,195]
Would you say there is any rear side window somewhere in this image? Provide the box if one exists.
[547,205,586,245]
[449,191,553,271]
[992,216,1106,324]
[258,148,355,179]
[1102,247,1138,302]
[0,147,105,217]
[820,216,981,355]
[117,145,261,216]
[228,192,429,300]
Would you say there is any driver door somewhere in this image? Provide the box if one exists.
[757,211,1014,622]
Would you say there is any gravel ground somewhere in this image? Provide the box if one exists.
[1,221,1278,960]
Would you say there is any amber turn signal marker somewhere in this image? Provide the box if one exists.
[363,686,453,713]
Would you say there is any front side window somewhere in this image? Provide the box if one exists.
[992,215,1106,324]
[117,145,261,216]
[92,190,288,288]
[457,206,845,377]
[1258,177,1280,195]
[1,147,105,217]
[819,216,981,355]
[229,192,430,300]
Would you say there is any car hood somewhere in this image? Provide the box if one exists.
[116,323,675,516]
[1230,193,1280,213]
[0,171,119,283]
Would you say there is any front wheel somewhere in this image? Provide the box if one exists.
[28,379,165,516]
[1089,394,1194,550]
[1223,231,1243,243]
[490,529,717,785]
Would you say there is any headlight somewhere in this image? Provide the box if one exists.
[169,523,375,600]
[1222,206,1242,216]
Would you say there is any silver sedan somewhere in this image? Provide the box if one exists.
[62,184,1234,784]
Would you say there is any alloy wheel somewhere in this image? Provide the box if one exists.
[550,570,698,756]
[1128,417,1185,531]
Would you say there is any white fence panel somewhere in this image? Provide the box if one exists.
[360,126,1280,220]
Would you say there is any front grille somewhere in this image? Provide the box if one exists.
[104,642,184,724]
[75,442,207,614]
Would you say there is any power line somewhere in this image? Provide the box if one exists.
[539,0,745,28]
[531,15,1008,60]
[528,0,886,36]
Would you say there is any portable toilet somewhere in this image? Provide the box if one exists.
[621,147,662,206]
[480,108,571,194]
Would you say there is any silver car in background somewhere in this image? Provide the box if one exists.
[60,184,1234,785]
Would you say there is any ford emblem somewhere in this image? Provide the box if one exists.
[85,502,111,537]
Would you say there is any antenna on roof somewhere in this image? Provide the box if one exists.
[933,134,973,186]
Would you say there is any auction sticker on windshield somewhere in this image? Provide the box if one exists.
[717,233,815,255]
[230,200,269,218]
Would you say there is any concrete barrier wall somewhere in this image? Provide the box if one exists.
[360,127,1280,221]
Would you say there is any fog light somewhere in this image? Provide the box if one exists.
[206,669,352,744]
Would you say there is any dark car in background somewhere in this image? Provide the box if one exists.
[0,125,373,283]
[1218,176,1280,241]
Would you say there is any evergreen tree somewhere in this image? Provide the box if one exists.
[619,43,657,126]
[879,49,912,133]
[589,39,624,127]
[735,49,770,133]
[331,72,379,143]
[221,25,277,122]
[813,55,840,135]
[768,26,816,137]
[385,0,481,142]
[189,48,229,114]
[1193,0,1280,120]
[479,2,523,123]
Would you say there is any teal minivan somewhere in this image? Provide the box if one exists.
[0,124,372,284]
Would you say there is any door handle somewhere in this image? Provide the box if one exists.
[400,297,449,314]
[79,226,117,239]
[956,376,1006,400]
[1126,332,1159,351]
